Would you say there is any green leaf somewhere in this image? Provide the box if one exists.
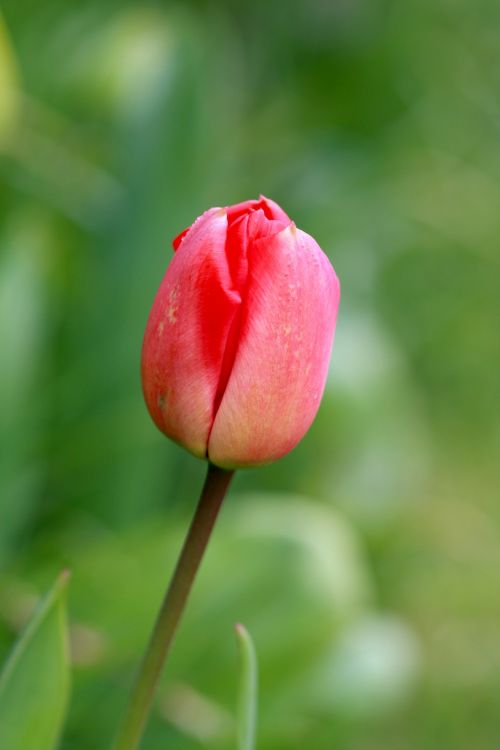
[0,571,71,750]
[235,623,258,750]
[0,12,20,143]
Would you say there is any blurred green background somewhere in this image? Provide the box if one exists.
[1,0,499,748]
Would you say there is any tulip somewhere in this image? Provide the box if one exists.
[117,198,341,750]
[141,196,340,469]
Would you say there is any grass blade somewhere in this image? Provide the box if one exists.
[235,623,258,750]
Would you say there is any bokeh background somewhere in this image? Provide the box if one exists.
[1,0,499,748]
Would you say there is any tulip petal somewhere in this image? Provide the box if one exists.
[258,194,290,223]
[208,225,340,468]
[141,208,242,458]
[226,196,290,226]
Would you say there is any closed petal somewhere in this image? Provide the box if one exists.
[141,208,241,458]
[208,225,340,468]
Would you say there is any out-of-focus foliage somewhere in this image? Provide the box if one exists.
[0,1,498,748]
[0,572,70,750]
[235,623,258,750]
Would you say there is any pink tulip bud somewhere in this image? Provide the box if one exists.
[141,196,340,469]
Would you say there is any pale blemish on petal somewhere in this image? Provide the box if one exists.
[167,285,180,324]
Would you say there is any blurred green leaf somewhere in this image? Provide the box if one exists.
[0,572,71,750]
[235,623,258,750]
[0,12,20,144]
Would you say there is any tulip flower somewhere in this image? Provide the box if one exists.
[115,198,340,750]
[141,196,340,468]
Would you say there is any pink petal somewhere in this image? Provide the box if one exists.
[142,207,241,458]
[258,194,291,223]
[208,225,340,468]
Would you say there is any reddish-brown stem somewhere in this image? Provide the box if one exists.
[113,463,234,750]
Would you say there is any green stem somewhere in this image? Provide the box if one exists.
[113,463,234,750]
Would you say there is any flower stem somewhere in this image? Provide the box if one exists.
[113,463,234,750]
